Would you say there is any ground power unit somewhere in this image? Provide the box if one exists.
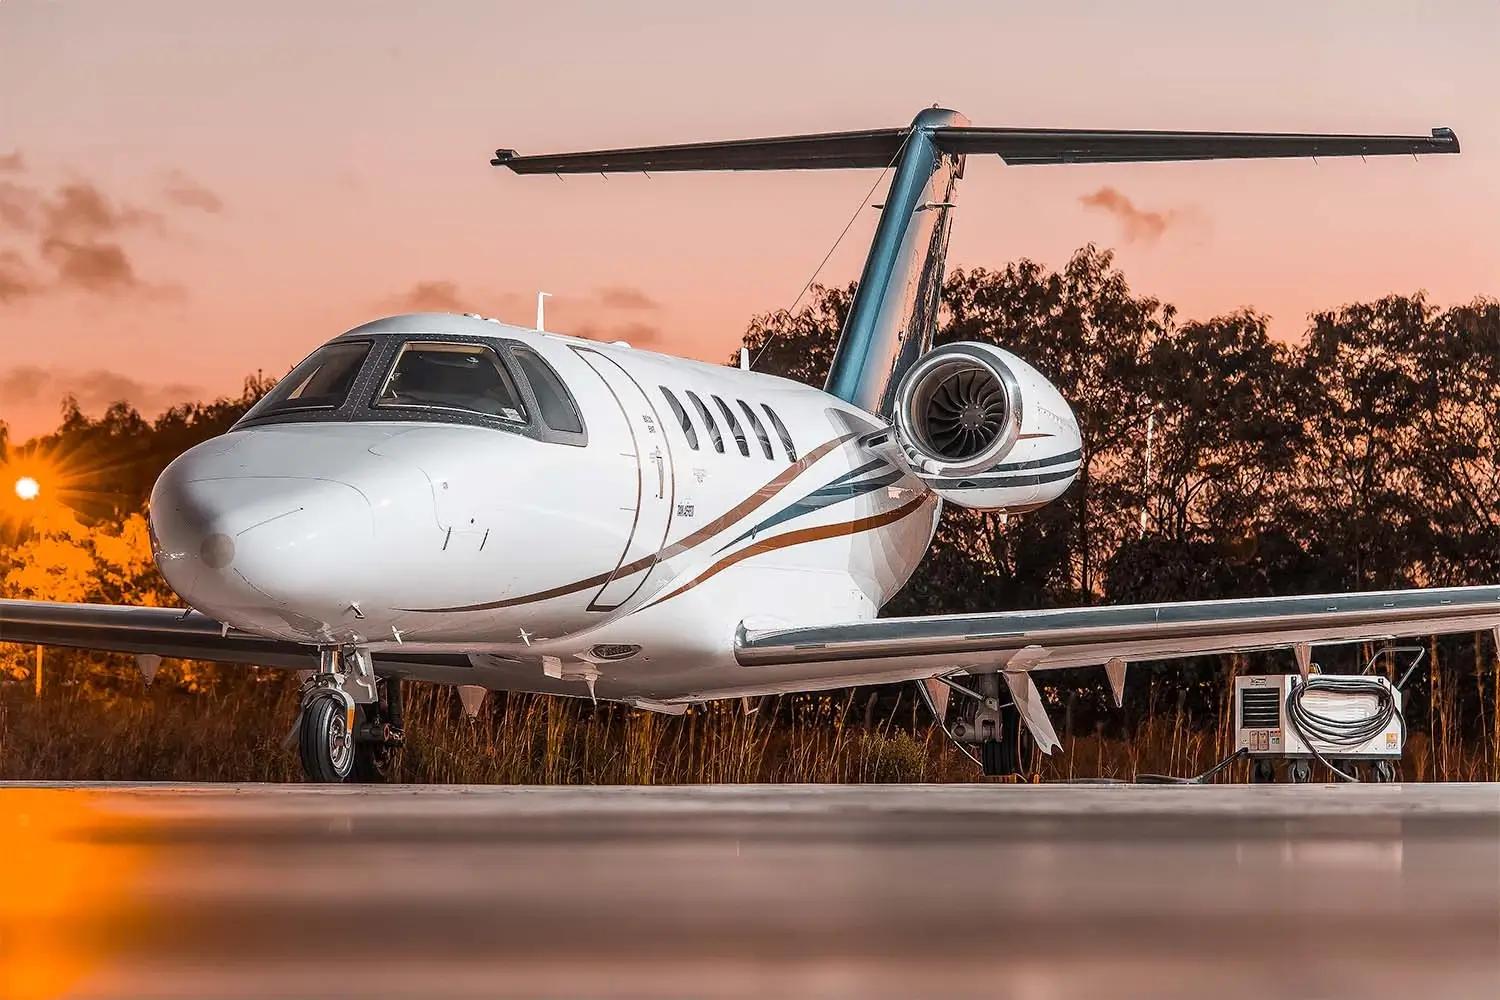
[1234,673,1404,782]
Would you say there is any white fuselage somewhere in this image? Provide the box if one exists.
[148,314,1080,704]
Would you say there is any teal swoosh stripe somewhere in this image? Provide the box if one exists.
[718,465,903,552]
[927,465,1079,490]
[990,448,1083,472]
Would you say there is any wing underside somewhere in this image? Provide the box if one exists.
[0,600,472,678]
[735,585,1500,675]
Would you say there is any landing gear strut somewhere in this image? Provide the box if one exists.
[352,677,404,783]
[294,648,404,783]
[945,673,1029,779]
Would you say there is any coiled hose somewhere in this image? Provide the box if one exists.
[1285,675,1405,782]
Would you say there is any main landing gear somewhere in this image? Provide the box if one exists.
[944,673,1029,779]
[294,647,405,783]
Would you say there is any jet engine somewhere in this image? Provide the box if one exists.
[883,343,1082,511]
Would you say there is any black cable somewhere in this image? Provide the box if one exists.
[1284,675,1405,783]
[1135,747,1248,785]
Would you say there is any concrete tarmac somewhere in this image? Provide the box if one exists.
[1,783,1497,999]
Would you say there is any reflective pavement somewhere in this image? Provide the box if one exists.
[1,783,1497,998]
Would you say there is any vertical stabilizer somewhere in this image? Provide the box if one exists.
[822,108,968,416]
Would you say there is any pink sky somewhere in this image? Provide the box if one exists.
[1,0,1495,440]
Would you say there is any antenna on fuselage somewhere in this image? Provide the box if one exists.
[535,291,551,331]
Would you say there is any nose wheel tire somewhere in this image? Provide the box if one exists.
[298,692,357,783]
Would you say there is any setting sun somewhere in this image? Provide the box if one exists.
[15,476,40,501]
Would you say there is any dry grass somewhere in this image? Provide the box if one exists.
[0,655,1494,783]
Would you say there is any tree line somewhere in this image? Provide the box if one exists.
[3,246,1496,757]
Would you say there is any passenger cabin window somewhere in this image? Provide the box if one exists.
[511,346,583,433]
[685,391,723,453]
[660,387,698,450]
[737,401,774,459]
[762,404,797,461]
[376,342,527,423]
[244,341,372,419]
[712,395,750,457]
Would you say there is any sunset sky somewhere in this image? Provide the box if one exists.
[1,0,1495,440]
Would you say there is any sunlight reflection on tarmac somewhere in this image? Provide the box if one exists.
[0,783,1496,999]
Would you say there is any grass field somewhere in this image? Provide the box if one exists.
[2,655,1494,783]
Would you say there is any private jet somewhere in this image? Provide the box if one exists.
[3,108,1495,782]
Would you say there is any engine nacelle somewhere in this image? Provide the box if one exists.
[886,343,1082,511]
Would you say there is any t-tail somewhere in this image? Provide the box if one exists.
[492,109,1457,421]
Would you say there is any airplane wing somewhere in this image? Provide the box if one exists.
[0,600,472,677]
[735,585,1500,675]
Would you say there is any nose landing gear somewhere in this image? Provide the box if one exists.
[294,648,405,783]
[299,690,357,782]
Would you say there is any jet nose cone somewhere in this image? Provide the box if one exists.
[150,435,374,634]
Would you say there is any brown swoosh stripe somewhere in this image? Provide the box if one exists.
[648,492,935,606]
[405,430,860,613]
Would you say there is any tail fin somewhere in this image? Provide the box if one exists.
[493,113,1457,416]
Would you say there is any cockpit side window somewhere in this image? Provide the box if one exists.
[685,390,724,453]
[511,346,583,434]
[660,387,698,450]
[737,400,774,459]
[712,395,750,457]
[242,341,372,420]
[375,342,528,422]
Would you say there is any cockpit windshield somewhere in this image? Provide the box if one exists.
[242,341,371,419]
[376,341,527,423]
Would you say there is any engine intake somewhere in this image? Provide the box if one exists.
[888,342,1082,511]
[896,344,1024,476]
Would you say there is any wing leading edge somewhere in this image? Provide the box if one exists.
[0,600,472,677]
[734,585,1500,673]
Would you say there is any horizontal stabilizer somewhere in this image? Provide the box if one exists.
[493,123,1457,174]
[492,127,907,174]
[934,125,1459,164]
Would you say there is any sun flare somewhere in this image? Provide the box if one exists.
[15,476,41,501]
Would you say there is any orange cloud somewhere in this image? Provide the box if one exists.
[161,170,224,213]
[0,366,201,419]
[382,280,470,313]
[596,285,659,310]
[40,239,139,293]
[0,169,180,301]
[1079,186,1185,243]
[0,251,40,302]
